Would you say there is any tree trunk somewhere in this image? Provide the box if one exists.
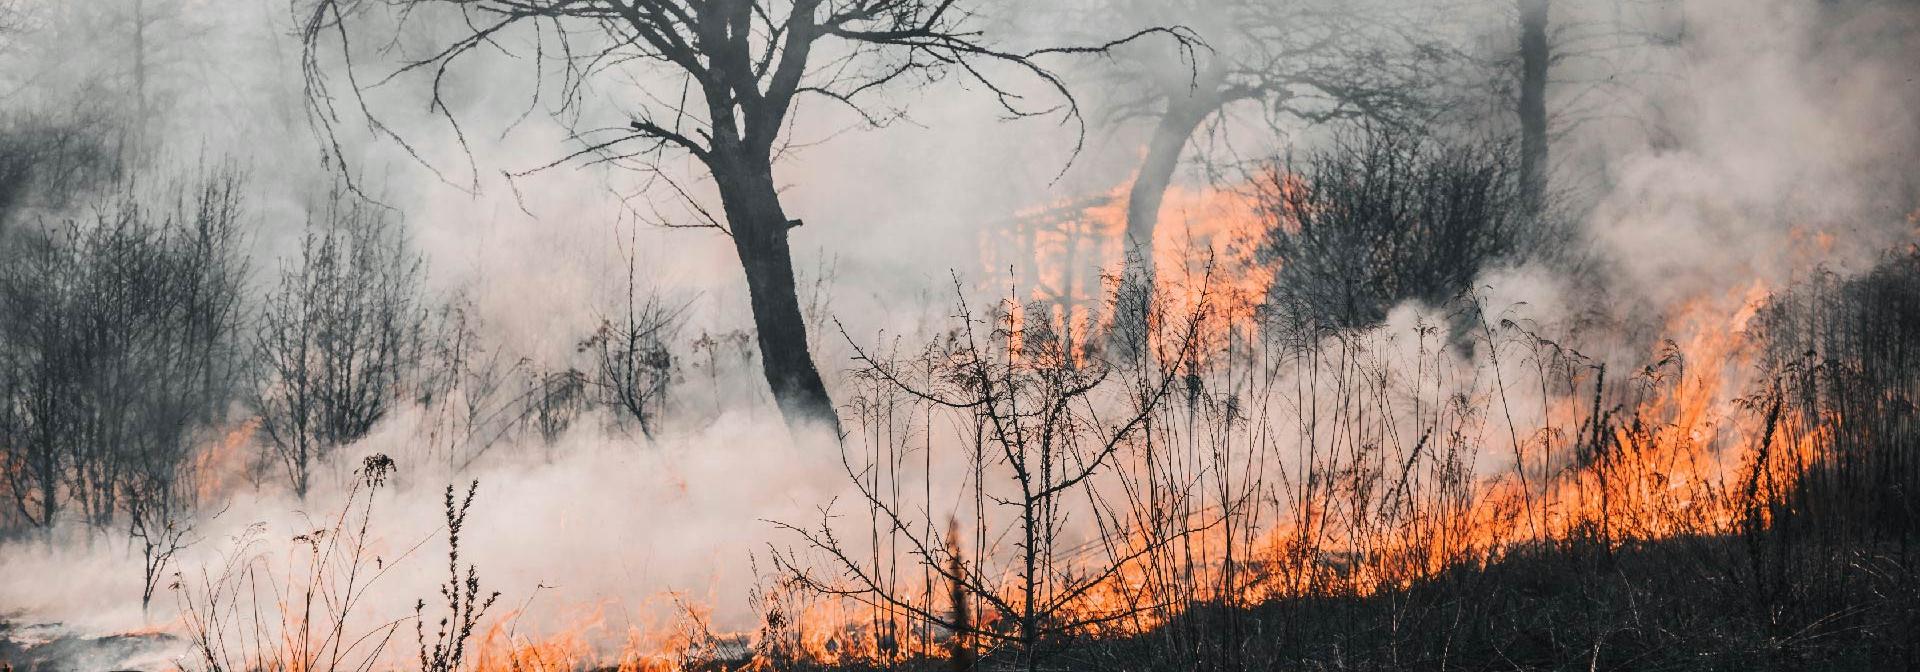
[1110,77,1220,358]
[715,157,840,435]
[1518,0,1551,217]
[1123,85,1220,283]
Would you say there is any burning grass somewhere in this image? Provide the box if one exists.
[719,155,1917,669]
[747,279,1894,670]
[146,217,1920,672]
[99,150,1918,672]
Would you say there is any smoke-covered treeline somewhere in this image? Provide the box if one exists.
[0,168,247,604]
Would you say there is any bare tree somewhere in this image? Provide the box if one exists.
[0,108,124,228]
[1499,0,1684,218]
[1517,0,1549,216]
[1085,0,1459,323]
[252,188,425,498]
[119,171,250,612]
[0,231,77,534]
[298,0,1190,435]
[0,1,204,161]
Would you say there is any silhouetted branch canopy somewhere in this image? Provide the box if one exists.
[301,0,1196,187]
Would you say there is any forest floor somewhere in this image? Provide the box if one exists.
[6,529,1914,671]
[770,533,1919,672]
[0,616,177,672]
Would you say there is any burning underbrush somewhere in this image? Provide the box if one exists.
[6,0,1920,669]
[145,240,1920,672]
[746,246,1917,669]
[5,156,1914,671]
[0,128,1887,670]
[0,123,1911,672]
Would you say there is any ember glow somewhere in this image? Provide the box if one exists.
[985,180,1273,364]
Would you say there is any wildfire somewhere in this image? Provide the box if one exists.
[985,180,1274,364]
[417,199,1883,672]
[1485,282,1764,545]
[463,592,935,671]
[962,181,1852,644]
[136,193,1900,672]
[470,599,740,672]
[1047,281,1811,631]
[152,278,1856,672]
[194,418,260,504]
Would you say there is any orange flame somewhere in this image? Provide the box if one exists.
[194,418,259,504]
[985,180,1273,364]
[309,200,1909,671]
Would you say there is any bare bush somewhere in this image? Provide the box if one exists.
[178,455,506,672]
[415,296,538,469]
[1259,127,1523,330]
[579,259,685,441]
[522,367,586,447]
[415,479,498,672]
[252,188,425,498]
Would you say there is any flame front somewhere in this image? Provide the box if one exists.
[141,183,1896,672]
[984,180,1274,365]
[423,186,1875,672]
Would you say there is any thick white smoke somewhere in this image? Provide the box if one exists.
[3,0,1919,669]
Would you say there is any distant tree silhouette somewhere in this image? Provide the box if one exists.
[1080,0,1461,340]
